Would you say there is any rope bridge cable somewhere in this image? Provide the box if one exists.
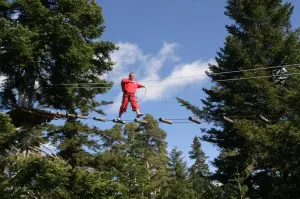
[77,114,294,125]
[11,106,298,125]
[44,71,300,90]
[50,63,300,86]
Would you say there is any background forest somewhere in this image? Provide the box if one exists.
[1,0,300,198]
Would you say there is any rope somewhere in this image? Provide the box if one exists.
[143,87,147,99]
[51,63,300,86]
[135,87,147,100]
[50,71,300,89]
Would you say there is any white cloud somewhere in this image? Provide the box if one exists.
[145,42,180,78]
[106,42,148,82]
[105,42,214,114]
[139,59,215,102]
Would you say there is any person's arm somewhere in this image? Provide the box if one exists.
[136,83,145,88]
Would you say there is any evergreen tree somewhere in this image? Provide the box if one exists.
[189,136,210,177]
[3,155,72,199]
[0,0,116,112]
[0,113,17,196]
[121,122,150,198]
[93,124,126,180]
[0,0,124,198]
[188,136,213,199]
[138,114,169,197]
[44,120,127,198]
[160,147,195,199]
[121,115,170,198]
[177,0,300,198]
[92,115,170,199]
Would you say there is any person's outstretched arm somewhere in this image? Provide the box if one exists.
[136,82,145,88]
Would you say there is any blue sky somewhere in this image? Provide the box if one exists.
[20,0,299,170]
[0,0,299,171]
[87,0,300,170]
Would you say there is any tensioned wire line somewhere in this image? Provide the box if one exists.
[86,116,298,124]
[49,71,300,89]
[50,63,300,87]
[80,116,194,123]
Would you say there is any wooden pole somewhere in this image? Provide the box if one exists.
[76,115,88,119]
[112,119,126,124]
[259,115,269,123]
[134,119,148,124]
[223,116,234,123]
[93,117,106,122]
[188,116,201,124]
[159,118,172,124]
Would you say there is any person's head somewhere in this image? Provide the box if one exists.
[129,72,135,80]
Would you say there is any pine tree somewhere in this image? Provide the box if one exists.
[0,0,124,198]
[160,147,196,199]
[119,114,170,198]
[0,0,117,112]
[138,114,169,197]
[93,124,126,178]
[188,136,213,199]
[177,0,300,198]
[121,122,149,198]
[0,113,17,196]
[92,115,170,198]
[189,136,210,177]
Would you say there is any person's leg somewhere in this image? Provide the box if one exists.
[118,93,129,120]
[130,94,143,118]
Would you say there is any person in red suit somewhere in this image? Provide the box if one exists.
[117,72,145,121]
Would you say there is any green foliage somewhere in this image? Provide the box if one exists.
[189,136,210,177]
[6,0,300,198]
[69,167,127,199]
[1,154,71,199]
[0,1,123,198]
[160,147,196,199]
[92,114,170,198]
[188,136,224,199]
[0,0,117,114]
[177,0,300,198]
[45,120,102,167]
[0,113,16,153]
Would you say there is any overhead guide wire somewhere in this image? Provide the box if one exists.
[45,64,300,89]
[26,63,300,124]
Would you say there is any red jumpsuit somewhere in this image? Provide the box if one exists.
[119,78,144,114]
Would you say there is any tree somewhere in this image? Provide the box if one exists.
[137,114,169,196]
[188,136,213,199]
[160,147,195,199]
[121,114,169,198]
[0,0,117,113]
[93,124,126,180]
[0,0,117,170]
[92,115,170,199]
[2,155,72,199]
[177,0,300,198]
[189,136,210,178]
[0,1,125,198]
[44,120,128,198]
